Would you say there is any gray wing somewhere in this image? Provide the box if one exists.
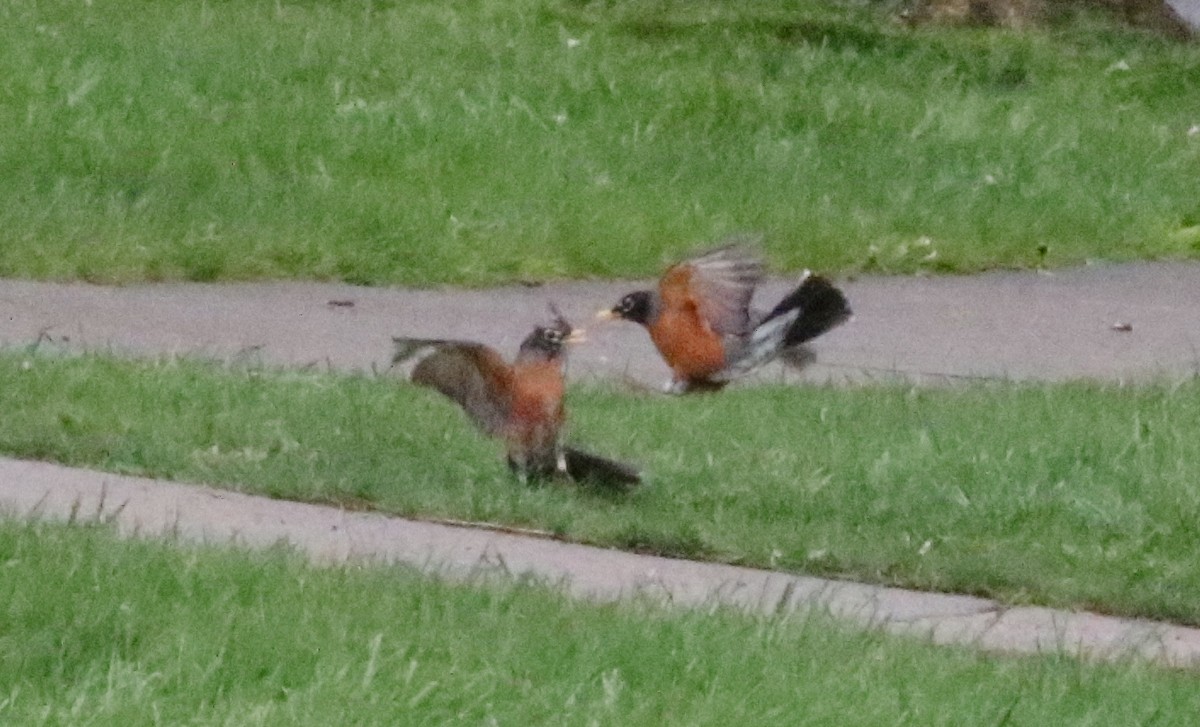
[670,236,765,338]
[392,338,513,437]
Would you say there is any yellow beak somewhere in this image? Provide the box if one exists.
[566,328,587,344]
[595,308,618,321]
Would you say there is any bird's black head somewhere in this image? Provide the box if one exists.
[600,290,652,326]
[518,306,582,361]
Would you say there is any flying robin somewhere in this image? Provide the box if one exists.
[597,240,851,393]
[392,309,641,489]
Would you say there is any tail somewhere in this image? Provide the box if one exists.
[713,274,851,382]
[763,274,852,348]
[563,446,642,491]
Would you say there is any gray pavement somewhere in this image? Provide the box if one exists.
[4,262,1200,667]
[5,456,1200,668]
[1167,0,1200,30]
[4,260,1200,386]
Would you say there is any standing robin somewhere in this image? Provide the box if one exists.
[597,240,851,393]
[392,309,641,489]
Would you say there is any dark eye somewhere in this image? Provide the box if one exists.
[545,329,562,343]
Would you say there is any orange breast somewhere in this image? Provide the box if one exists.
[506,360,565,452]
[649,305,726,381]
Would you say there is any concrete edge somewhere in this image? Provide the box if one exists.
[2,456,1199,669]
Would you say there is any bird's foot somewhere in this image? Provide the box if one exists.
[662,379,689,395]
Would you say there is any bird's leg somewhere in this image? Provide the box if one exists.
[663,378,690,395]
[506,454,530,485]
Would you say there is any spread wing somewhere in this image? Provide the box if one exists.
[658,240,764,338]
[392,338,513,437]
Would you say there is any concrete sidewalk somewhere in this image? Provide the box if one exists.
[4,456,1200,668]
[4,261,1200,386]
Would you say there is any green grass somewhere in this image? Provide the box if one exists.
[2,520,1199,725]
[4,351,1200,627]
[1,0,1198,285]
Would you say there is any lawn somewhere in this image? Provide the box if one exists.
[5,0,1199,716]
[3,351,1200,626]
[1,0,1198,285]
[1,520,1197,725]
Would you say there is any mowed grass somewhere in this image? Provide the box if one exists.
[4,352,1200,626]
[3,520,1199,725]
[2,0,1199,285]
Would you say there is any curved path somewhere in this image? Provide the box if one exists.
[3,262,1200,667]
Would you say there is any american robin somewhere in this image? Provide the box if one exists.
[392,309,641,489]
[597,240,851,393]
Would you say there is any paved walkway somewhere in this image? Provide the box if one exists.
[4,261,1200,385]
[1167,0,1200,30]
[3,262,1200,667]
[5,457,1200,667]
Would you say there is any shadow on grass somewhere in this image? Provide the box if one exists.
[546,0,1047,92]
[621,16,892,53]
[550,0,896,53]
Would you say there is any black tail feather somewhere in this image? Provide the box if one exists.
[563,447,642,490]
[763,275,851,348]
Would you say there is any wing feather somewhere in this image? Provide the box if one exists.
[659,239,764,338]
[392,338,513,437]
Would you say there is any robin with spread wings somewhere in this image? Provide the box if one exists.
[598,239,851,393]
[392,309,641,489]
